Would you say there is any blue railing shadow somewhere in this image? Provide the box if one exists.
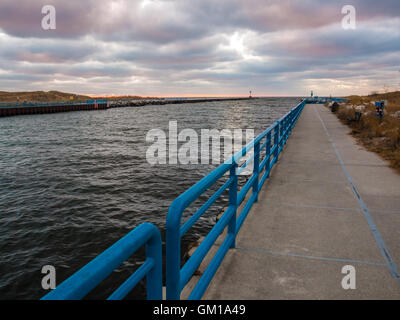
[166,100,306,300]
[41,223,162,300]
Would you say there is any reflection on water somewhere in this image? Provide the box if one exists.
[0,97,300,299]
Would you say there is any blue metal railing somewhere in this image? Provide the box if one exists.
[166,100,306,300]
[40,99,307,300]
[41,223,162,300]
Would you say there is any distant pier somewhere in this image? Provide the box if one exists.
[0,100,109,118]
[0,97,254,118]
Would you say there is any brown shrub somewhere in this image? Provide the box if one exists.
[337,106,355,123]
[336,92,400,172]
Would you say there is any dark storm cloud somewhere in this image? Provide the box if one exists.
[1,1,399,40]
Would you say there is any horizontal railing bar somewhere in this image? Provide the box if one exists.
[260,139,269,151]
[171,163,233,213]
[179,207,235,291]
[236,193,257,234]
[107,259,155,300]
[42,223,162,300]
[229,123,277,165]
[259,167,270,190]
[188,233,235,300]
[237,154,255,176]
[271,145,278,156]
[238,175,257,206]
[180,177,233,238]
[271,154,278,168]
[279,133,286,144]
[278,110,292,122]
[260,153,270,172]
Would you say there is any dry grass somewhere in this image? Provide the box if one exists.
[0,91,91,103]
[335,91,400,172]
[345,91,400,113]
[0,91,154,103]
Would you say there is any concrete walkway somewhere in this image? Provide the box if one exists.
[203,104,400,299]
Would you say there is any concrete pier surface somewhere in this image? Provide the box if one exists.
[202,104,400,299]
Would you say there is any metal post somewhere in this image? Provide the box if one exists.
[229,163,238,248]
[283,117,287,144]
[286,113,292,142]
[253,141,260,202]
[166,201,183,300]
[146,228,163,300]
[265,132,272,177]
[274,121,280,162]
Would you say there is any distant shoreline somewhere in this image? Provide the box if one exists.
[0,90,260,103]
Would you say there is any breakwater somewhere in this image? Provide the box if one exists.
[0,100,109,117]
[0,97,253,118]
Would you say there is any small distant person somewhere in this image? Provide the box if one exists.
[375,101,385,122]
[331,102,339,113]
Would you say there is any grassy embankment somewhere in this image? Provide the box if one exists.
[333,91,400,172]
[0,91,91,102]
[0,91,155,103]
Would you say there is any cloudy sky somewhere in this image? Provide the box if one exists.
[0,0,399,97]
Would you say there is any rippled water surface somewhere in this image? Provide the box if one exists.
[0,97,300,299]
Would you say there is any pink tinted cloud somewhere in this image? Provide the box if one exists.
[17,52,65,63]
[278,39,347,56]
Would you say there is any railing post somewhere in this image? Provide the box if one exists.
[282,117,287,143]
[253,141,260,202]
[146,229,163,300]
[265,132,272,178]
[229,163,238,249]
[286,114,291,142]
[280,118,285,146]
[166,202,183,300]
[282,117,287,144]
[290,110,294,131]
[274,120,280,162]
